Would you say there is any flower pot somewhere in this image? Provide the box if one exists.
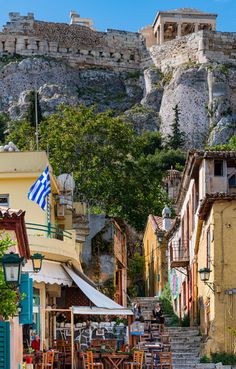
[25,357,33,364]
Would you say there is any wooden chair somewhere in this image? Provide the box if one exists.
[144,352,153,369]
[161,335,171,352]
[159,352,172,369]
[123,351,144,369]
[83,351,104,369]
[45,351,54,369]
[35,352,47,369]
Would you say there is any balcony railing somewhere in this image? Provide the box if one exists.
[170,242,189,269]
[26,222,72,240]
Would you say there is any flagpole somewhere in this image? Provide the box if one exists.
[47,195,51,237]
[35,88,39,151]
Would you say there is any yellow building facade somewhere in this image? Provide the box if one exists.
[143,215,168,297]
[197,199,236,354]
[167,151,236,354]
[0,151,83,349]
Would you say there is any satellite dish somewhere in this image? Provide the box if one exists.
[57,174,75,193]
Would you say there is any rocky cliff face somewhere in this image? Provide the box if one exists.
[1,55,236,147]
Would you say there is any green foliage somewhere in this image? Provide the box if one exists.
[26,91,43,127]
[211,352,236,365]
[125,71,141,80]
[0,54,23,65]
[166,104,186,150]
[209,135,236,151]
[0,233,19,319]
[8,120,36,150]
[218,64,229,76]
[98,277,116,300]
[0,113,9,143]
[180,314,190,327]
[128,252,145,297]
[200,355,211,363]
[160,282,180,326]
[7,105,185,230]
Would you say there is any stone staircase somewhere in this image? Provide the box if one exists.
[133,298,206,369]
[166,326,202,369]
[134,297,159,320]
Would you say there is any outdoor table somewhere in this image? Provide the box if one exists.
[144,344,163,352]
[101,353,129,369]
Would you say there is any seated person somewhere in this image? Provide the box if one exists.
[152,303,164,324]
[31,335,40,352]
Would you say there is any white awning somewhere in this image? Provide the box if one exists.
[23,260,73,287]
[64,266,125,309]
[72,306,133,316]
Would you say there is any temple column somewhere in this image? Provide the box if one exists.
[177,22,182,38]
[160,23,164,45]
[156,28,160,45]
[194,23,199,33]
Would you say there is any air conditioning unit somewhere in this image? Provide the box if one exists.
[56,204,65,218]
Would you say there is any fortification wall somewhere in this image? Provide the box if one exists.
[147,30,236,70]
[1,13,146,71]
[2,14,236,72]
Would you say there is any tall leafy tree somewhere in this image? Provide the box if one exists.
[166,104,185,150]
[7,105,185,230]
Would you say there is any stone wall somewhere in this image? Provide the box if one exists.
[2,14,236,72]
[0,13,146,71]
[147,30,236,70]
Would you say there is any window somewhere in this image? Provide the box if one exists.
[207,228,211,269]
[229,175,236,187]
[214,160,224,176]
[0,194,9,207]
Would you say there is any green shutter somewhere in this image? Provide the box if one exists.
[19,273,33,325]
[0,321,10,369]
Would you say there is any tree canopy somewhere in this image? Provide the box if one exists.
[7,105,185,230]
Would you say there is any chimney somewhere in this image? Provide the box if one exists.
[162,206,172,231]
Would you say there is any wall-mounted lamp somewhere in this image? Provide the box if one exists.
[2,252,25,287]
[198,267,216,293]
[156,231,165,245]
[30,253,44,273]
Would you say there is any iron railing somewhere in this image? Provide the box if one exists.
[26,222,72,240]
[170,240,189,267]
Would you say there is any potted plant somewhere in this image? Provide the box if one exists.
[25,347,35,364]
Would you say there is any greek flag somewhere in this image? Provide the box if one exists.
[28,166,51,211]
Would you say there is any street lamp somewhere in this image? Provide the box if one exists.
[30,253,44,273]
[156,231,165,245]
[198,267,215,293]
[2,252,24,287]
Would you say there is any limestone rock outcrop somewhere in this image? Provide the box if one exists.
[1,54,236,148]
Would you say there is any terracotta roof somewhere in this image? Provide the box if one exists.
[0,206,30,259]
[176,150,236,213]
[198,193,236,220]
[0,207,25,218]
[149,215,174,232]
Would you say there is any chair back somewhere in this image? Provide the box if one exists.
[161,334,170,344]
[133,351,144,367]
[83,351,94,369]
[46,351,54,366]
[159,352,172,366]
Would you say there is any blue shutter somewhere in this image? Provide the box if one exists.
[19,273,33,325]
[0,321,10,369]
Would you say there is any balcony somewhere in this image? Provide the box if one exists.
[170,241,189,269]
[26,222,79,265]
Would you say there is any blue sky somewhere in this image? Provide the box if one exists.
[0,0,234,33]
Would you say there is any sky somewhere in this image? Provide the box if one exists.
[0,0,235,33]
